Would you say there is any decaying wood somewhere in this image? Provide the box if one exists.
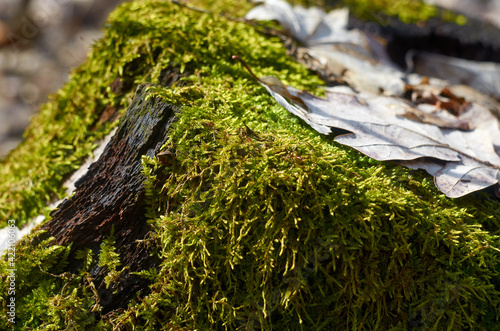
[38,83,177,312]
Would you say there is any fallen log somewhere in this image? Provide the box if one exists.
[37,83,177,312]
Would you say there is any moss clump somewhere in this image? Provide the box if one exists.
[1,0,499,329]
[0,232,99,329]
[342,0,466,24]
[137,113,500,329]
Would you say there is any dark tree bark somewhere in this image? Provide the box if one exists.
[39,83,177,312]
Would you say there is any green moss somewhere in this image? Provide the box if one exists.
[1,0,499,330]
[341,0,466,25]
[98,226,128,290]
[137,117,500,329]
[0,232,100,329]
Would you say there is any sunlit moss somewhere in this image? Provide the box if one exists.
[342,0,465,24]
[0,0,497,329]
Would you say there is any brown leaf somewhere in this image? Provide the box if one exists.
[260,76,309,111]
[260,78,500,198]
[399,105,470,130]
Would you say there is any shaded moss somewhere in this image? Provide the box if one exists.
[0,232,99,329]
[0,0,499,330]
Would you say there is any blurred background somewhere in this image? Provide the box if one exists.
[0,0,499,158]
[0,0,124,157]
[427,0,500,27]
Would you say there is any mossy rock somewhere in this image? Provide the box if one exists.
[1,0,500,330]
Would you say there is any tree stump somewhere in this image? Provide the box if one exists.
[38,83,177,312]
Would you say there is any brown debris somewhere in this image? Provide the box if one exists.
[36,83,177,312]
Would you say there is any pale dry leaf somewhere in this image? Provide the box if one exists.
[246,0,364,46]
[246,0,406,95]
[244,0,500,197]
[411,51,500,99]
[260,78,500,198]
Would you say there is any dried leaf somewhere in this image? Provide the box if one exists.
[244,1,500,197]
[258,77,500,198]
[400,104,470,130]
[411,51,500,99]
[246,0,406,96]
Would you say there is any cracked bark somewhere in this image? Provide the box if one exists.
[38,82,177,313]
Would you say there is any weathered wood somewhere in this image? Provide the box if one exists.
[38,83,177,312]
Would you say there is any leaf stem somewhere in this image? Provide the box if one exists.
[232,55,261,82]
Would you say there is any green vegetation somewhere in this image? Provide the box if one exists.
[1,0,497,329]
[98,226,128,290]
[342,0,467,24]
